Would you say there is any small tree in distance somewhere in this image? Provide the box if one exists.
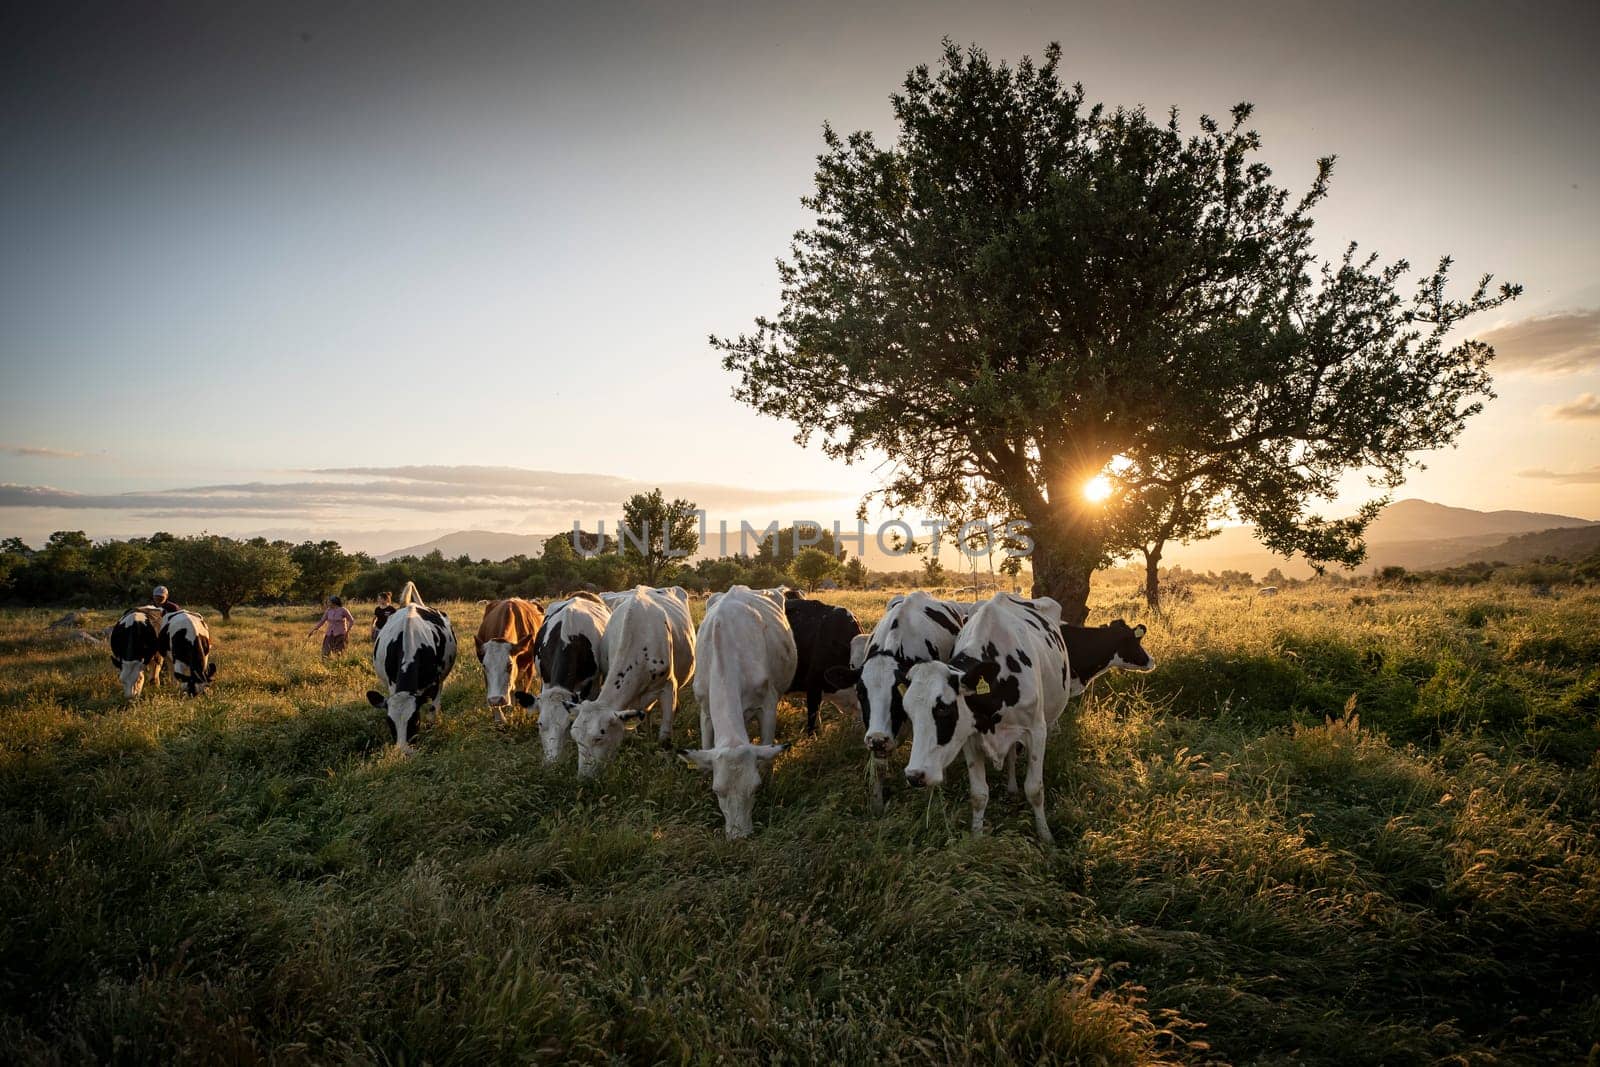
[289,540,360,602]
[790,547,842,591]
[169,535,298,620]
[619,489,699,586]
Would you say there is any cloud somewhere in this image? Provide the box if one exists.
[1548,392,1600,420]
[3,445,88,459]
[0,465,855,522]
[1517,466,1600,485]
[1479,310,1600,375]
[309,465,852,513]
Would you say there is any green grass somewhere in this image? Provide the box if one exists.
[2,583,1597,1063]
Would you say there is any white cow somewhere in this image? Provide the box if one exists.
[568,585,696,776]
[679,585,794,838]
[901,592,1070,842]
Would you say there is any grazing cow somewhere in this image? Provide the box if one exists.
[517,592,612,763]
[473,597,544,721]
[782,594,863,734]
[109,606,165,698]
[679,585,793,838]
[159,611,216,697]
[901,592,1070,841]
[820,590,972,756]
[568,585,695,775]
[366,584,458,754]
[1257,586,1279,598]
[1060,619,1156,698]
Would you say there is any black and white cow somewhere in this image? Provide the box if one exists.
[517,592,612,763]
[367,600,458,754]
[159,610,216,697]
[781,593,862,734]
[821,590,972,756]
[568,585,695,776]
[679,585,794,838]
[901,592,1069,842]
[109,606,165,698]
[1061,619,1155,697]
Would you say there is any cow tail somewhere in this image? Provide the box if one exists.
[399,581,423,607]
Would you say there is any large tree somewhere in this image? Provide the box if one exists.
[619,489,698,586]
[715,41,1517,622]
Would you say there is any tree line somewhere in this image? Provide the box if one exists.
[0,498,985,614]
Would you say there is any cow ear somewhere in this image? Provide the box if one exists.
[512,690,537,708]
[617,709,645,727]
[959,660,1000,695]
[752,743,786,765]
[822,665,860,691]
[1132,624,1147,639]
[678,748,715,772]
[366,690,386,708]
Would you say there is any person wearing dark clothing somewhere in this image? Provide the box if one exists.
[372,592,398,640]
[152,586,183,615]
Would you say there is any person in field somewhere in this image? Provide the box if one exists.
[372,591,397,641]
[151,585,183,616]
[309,596,356,657]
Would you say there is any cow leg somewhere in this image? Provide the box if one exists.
[1024,728,1053,844]
[655,684,677,747]
[698,698,715,749]
[1004,744,1019,796]
[804,686,822,736]
[964,736,990,835]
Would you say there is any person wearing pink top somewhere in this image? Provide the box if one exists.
[308,596,357,657]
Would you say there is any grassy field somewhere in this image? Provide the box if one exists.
[2,582,1597,1064]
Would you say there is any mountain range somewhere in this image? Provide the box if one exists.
[377,499,1598,578]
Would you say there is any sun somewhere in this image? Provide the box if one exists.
[1083,475,1113,503]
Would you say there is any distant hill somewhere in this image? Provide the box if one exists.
[1164,499,1595,578]
[1451,523,1600,566]
[377,530,552,562]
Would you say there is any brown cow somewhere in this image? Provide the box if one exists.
[474,597,544,720]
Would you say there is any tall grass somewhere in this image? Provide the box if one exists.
[1,584,1596,1063]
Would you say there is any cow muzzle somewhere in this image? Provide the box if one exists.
[865,731,893,755]
[487,695,508,708]
[904,768,928,788]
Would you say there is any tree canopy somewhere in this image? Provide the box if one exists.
[715,40,1518,620]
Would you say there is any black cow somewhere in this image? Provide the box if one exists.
[109,606,165,698]
[367,603,458,753]
[782,594,862,734]
[1060,619,1155,696]
[159,611,215,696]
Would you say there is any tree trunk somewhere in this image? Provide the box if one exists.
[1143,547,1162,611]
[1027,529,1096,625]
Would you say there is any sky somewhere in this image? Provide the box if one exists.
[2,0,1597,552]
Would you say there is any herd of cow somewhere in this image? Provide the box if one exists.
[107,582,1155,839]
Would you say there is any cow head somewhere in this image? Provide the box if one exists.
[902,659,1002,788]
[368,689,421,755]
[853,651,908,754]
[678,744,786,839]
[1107,620,1155,671]
[518,687,580,764]
[479,639,517,708]
[177,660,216,697]
[568,700,645,776]
[113,655,148,699]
